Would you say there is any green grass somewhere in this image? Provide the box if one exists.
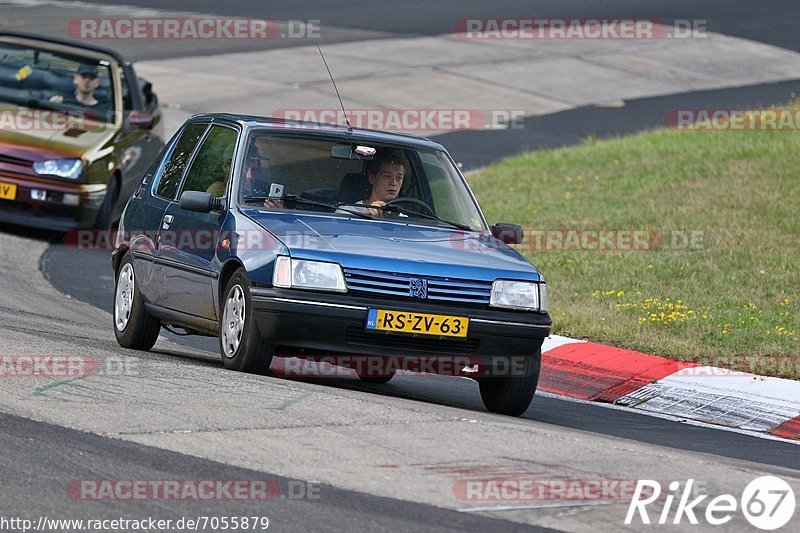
[468,106,800,378]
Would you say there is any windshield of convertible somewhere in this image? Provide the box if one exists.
[0,42,116,123]
[237,132,488,231]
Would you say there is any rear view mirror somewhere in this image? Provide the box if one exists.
[492,223,524,245]
[180,191,223,213]
[331,144,376,160]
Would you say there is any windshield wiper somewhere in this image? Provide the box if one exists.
[242,194,375,221]
[366,203,473,231]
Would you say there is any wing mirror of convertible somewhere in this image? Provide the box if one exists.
[491,223,524,245]
[127,110,155,129]
[179,191,223,213]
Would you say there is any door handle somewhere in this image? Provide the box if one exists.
[162,214,174,230]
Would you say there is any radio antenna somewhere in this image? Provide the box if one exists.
[316,43,352,131]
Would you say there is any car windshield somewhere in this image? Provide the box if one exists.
[237,131,488,232]
[0,41,116,123]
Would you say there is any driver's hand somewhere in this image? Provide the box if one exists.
[364,200,386,217]
[264,198,284,209]
[49,95,64,103]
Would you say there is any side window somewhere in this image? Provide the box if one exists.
[156,123,208,199]
[181,125,238,196]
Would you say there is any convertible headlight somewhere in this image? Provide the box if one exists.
[490,280,548,312]
[273,256,347,293]
[33,159,84,180]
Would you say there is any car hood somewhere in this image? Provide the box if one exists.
[0,105,116,159]
[243,210,541,282]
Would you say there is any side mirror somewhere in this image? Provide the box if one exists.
[128,110,155,130]
[491,223,524,245]
[141,81,158,107]
[180,191,223,213]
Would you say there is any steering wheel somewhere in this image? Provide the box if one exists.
[385,197,435,217]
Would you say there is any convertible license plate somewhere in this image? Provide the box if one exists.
[0,182,16,200]
[366,309,469,338]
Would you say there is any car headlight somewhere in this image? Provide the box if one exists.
[273,256,347,293]
[490,280,548,312]
[33,159,84,180]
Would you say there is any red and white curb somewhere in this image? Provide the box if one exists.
[540,335,800,441]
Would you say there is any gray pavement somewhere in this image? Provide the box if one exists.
[1,220,799,531]
[2,1,800,531]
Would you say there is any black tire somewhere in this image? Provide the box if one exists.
[95,175,119,230]
[219,269,273,374]
[113,253,160,350]
[478,350,541,416]
[356,368,397,384]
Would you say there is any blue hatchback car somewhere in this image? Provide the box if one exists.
[112,113,551,416]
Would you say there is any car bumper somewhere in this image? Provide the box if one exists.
[0,174,106,230]
[250,287,551,371]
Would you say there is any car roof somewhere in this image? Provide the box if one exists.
[0,31,128,65]
[192,112,448,152]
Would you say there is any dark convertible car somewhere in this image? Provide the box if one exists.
[0,32,163,230]
[112,113,551,416]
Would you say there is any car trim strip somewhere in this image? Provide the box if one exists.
[471,318,546,328]
[251,291,547,329]
[131,251,219,279]
[250,293,369,311]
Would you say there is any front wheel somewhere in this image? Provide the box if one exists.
[356,368,397,384]
[220,269,273,374]
[113,253,160,350]
[478,350,541,416]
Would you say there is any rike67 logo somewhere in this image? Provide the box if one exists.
[626,477,795,530]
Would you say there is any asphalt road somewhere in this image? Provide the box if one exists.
[0,225,796,533]
[2,1,800,531]
[39,234,800,471]
[61,0,800,54]
[1,412,546,532]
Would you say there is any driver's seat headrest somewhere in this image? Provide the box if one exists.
[338,173,371,204]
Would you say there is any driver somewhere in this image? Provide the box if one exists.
[360,150,407,216]
[49,64,109,115]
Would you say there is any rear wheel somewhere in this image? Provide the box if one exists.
[113,253,160,350]
[220,269,273,374]
[478,350,541,416]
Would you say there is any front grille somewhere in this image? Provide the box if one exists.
[345,327,480,354]
[343,267,492,306]
[0,154,33,167]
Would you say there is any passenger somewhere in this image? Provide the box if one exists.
[241,144,283,209]
[205,144,235,197]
